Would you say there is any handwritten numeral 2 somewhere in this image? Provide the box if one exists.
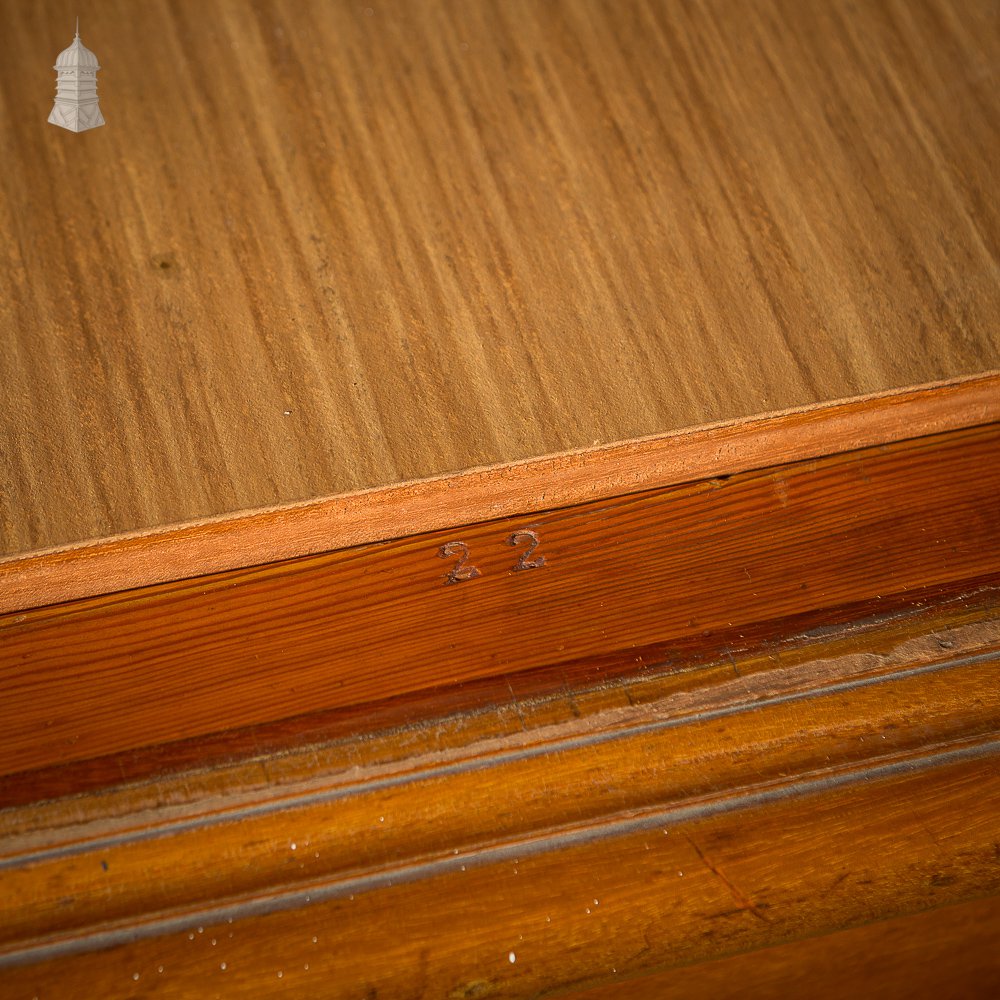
[438,530,547,584]
[507,529,546,571]
[439,541,481,585]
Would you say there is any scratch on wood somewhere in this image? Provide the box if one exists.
[684,834,771,922]
[505,679,527,733]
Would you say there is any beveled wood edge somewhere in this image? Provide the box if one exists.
[2,370,998,614]
[7,422,998,781]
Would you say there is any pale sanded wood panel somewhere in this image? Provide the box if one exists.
[1,0,997,557]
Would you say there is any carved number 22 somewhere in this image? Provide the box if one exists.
[438,530,546,585]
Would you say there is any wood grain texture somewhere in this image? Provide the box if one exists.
[4,574,996,808]
[7,754,997,998]
[2,371,998,614]
[4,624,999,951]
[563,894,1000,1000]
[5,585,998,834]
[1,0,998,559]
[2,600,998,997]
[2,423,999,779]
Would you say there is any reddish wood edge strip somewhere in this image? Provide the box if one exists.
[2,371,998,614]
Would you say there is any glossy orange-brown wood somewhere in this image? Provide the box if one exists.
[2,424,999,779]
[3,733,998,998]
[8,754,995,998]
[4,611,997,948]
[564,894,1000,1000]
[4,581,998,839]
[2,571,994,809]
[2,595,998,998]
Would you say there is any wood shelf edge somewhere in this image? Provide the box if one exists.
[3,370,998,614]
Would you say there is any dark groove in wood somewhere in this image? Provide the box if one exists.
[4,646,996,875]
[5,572,998,810]
[0,652,1000,871]
[4,737,996,971]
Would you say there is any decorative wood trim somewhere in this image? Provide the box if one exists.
[0,575,993,812]
[2,371,998,614]
[2,579,996,822]
[2,596,998,997]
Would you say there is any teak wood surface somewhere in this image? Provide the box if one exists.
[1,0,998,565]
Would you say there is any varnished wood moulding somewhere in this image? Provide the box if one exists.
[2,422,999,779]
[3,627,998,953]
[4,584,998,841]
[1,605,998,996]
[6,752,998,998]
[1,372,998,614]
